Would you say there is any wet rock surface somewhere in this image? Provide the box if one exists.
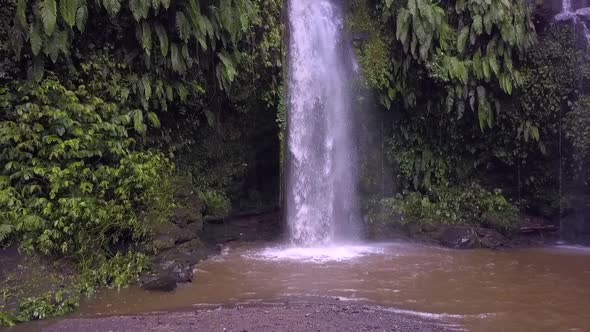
[44,302,451,332]
[369,219,560,250]
[139,183,280,292]
[436,226,509,249]
[438,226,479,249]
[140,187,207,292]
[561,208,590,245]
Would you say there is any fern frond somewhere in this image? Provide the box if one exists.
[103,0,121,17]
[60,0,78,27]
[176,12,191,42]
[29,23,43,56]
[170,43,186,73]
[39,0,58,36]
[129,0,150,21]
[151,0,161,11]
[141,21,152,56]
[0,224,14,243]
[16,0,28,30]
[76,0,88,31]
[155,23,169,57]
[32,55,45,82]
[46,28,63,62]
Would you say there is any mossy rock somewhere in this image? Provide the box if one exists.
[172,206,203,228]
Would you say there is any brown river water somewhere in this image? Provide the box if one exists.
[59,242,590,331]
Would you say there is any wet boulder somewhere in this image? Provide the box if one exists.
[140,272,178,292]
[150,222,198,247]
[172,184,204,228]
[172,206,203,229]
[140,238,208,292]
[476,228,509,249]
[438,226,479,249]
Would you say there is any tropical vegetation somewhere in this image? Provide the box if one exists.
[1,0,590,324]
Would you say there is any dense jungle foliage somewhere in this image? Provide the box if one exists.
[1,0,285,249]
[0,0,284,323]
[1,0,590,324]
[349,0,590,230]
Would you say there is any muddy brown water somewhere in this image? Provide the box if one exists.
[63,242,590,331]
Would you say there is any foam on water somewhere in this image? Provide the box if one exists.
[553,245,590,253]
[246,244,385,263]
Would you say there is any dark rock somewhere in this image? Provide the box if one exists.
[476,228,509,249]
[420,223,438,233]
[151,222,198,246]
[172,206,204,228]
[184,221,203,237]
[204,215,225,224]
[438,226,479,249]
[152,235,176,251]
[140,238,207,290]
[140,272,177,292]
[561,208,590,245]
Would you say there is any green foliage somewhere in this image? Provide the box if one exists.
[350,2,590,221]
[199,189,231,217]
[368,183,518,231]
[15,290,79,321]
[566,97,590,185]
[0,311,16,327]
[0,1,18,82]
[0,78,173,258]
[371,0,535,128]
[11,0,260,92]
[347,0,393,91]
[79,252,148,294]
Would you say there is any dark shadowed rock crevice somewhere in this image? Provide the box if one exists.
[139,185,207,292]
[367,214,560,250]
[139,183,281,292]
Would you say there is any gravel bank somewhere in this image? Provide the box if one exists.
[43,302,457,332]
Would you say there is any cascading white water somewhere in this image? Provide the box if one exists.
[554,0,590,57]
[286,0,360,246]
[556,0,575,20]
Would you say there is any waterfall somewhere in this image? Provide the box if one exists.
[563,0,572,12]
[556,0,575,20]
[555,0,590,57]
[286,0,360,246]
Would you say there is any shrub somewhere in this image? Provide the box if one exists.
[0,78,173,258]
[79,252,149,294]
[367,183,518,231]
[0,310,15,327]
[199,189,231,217]
[15,290,79,322]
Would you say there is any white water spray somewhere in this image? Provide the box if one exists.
[286,0,360,246]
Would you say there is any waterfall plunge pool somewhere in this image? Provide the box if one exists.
[61,241,590,331]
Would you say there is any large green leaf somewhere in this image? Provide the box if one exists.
[29,24,43,56]
[103,0,121,17]
[60,0,78,27]
[155,24,169,57]
[40,0,58,36]
[76,0,88,31]
[457,27,469,53]
[17,0,28,30]
[141,21,152,56]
